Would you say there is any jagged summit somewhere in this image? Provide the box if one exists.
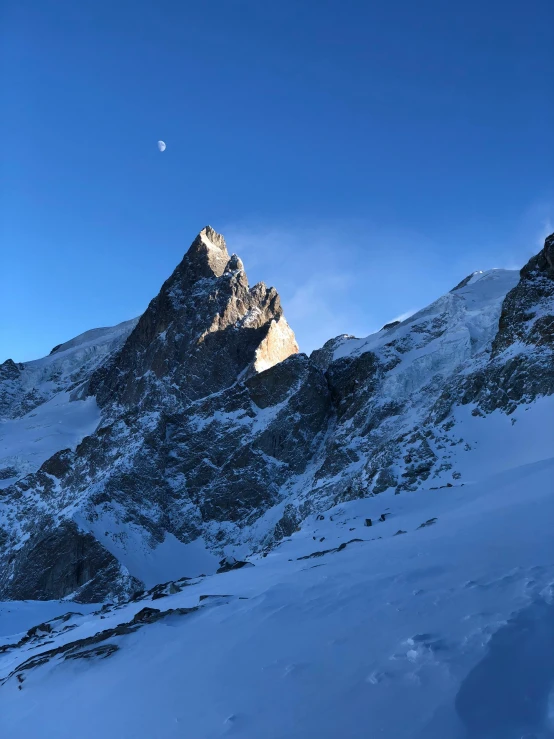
[181,226,231,282]
[521,230,554,276]
[491,231,554,365]
[200,224,227,251]
[0,230,552,604]
[86,227,298,410]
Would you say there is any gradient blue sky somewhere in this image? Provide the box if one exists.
[2,0,553,361]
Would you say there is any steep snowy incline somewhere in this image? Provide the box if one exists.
[0,318,138,421]
[0,394,100,489]
[300,268,523,505]
[328,268,518,369]
[1,454,553,739]
[0,319,138,486]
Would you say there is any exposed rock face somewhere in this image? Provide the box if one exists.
[0,359,21,381]
[310,335,355,371]
[493,233,554,354]
[1,229,552,603]
[88,226,298,411]
[452,233,554,413]
[0,520,139,603]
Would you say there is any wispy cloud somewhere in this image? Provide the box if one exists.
[221,198,553,355]
[388,309,417,324]
[222,221,378,353]
[537,216,553,247]
[492,196,554,271]
[513,196,554,254]
[221,219,439,354]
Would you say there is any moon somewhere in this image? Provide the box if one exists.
[158,140,166,152]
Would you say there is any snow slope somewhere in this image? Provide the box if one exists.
[0,318,137,485]
[1,318,138,416]
[0,394,100,488]
[1,453,553,739]
[333,269,519,367]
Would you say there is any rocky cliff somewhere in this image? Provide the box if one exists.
[1,228,552,602]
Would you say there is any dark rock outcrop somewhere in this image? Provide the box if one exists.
[88,226,298,411]
[1,603,199,686]
[0,358,21,380]
[493,233,554,355]
[459,232,554,412]
[216,556,254,574]
[0,520,139,602]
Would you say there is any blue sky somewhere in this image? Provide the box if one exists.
[2,0,553,361]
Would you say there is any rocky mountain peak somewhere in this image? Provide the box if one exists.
[181,225,231,282]
[201,224,227,250]
[162,226,231,292]
[491,232,554,359]
[518,231,554,280]
[0,358,21,380]
[1,231,553,605]
[88,228,298,410]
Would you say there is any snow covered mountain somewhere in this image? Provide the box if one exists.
[1,227,553,738]
[0,227,552,604]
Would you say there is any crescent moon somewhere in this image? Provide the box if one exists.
[158,141,166,152]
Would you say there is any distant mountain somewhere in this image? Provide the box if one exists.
[1,228,552,603]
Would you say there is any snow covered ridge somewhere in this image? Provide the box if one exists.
[330,268,519,363]
[0,318,139,488]
[0,318,139,420]
[0,227,553,605]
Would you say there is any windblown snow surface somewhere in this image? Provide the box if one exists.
[0,319,137,487]
[0,393,100,489]
[333,268,518,363]
[1,398,553,739]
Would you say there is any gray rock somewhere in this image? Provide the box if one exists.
[88,226,298,411]
[0,520,139,602]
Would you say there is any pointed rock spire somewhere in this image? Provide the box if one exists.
[183,226,230,280]
[89,227,298,409]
